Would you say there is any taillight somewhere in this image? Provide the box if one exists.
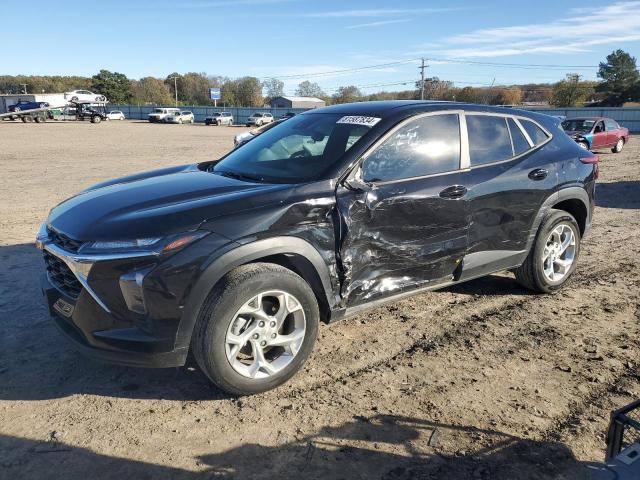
[580,155,599,179]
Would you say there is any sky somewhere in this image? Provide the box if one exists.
[4,0,640,95]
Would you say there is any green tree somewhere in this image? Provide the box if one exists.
[131,77,173,105]
[235,76,263,106]
[416,77,455,100]
[295,80,326,98]
[262,78,284,103]
[91,70,132,103]
[332,85,362,104]
[220,79,238,106]
[551,74,596,107]
[597,49,640,106]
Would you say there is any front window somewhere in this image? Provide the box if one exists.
[212,113,373,183]
[362,113,460,182]
[561,119,595,133]
[153,108,164,113]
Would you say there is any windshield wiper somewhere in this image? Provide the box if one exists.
[215,170,264,183]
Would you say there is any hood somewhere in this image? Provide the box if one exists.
[47,164,292,241]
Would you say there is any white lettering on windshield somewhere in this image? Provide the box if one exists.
[336,116,381,127]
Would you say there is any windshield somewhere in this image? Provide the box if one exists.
[153,109,164,113]
[562,119,595,133]
[212,113,373,183]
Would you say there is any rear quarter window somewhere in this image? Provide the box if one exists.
[520,119,549,145]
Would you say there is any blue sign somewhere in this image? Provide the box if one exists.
[209,88,221,100]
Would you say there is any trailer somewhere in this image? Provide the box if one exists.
[0,105,58,123]
[0,101,108,124]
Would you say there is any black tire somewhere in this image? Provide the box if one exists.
[192,263,319,396]
[71,96,78,102]
[577,141,589,151]
[91,115,101,124]
[13,107,21,112]
[23,115,34,123]
[612,138,624,153]
[21,116,28,123]
[34,115,46,123]
[514,209,581,293]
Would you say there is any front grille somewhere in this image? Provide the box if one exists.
[43,251,82,299]
[47,227,83,253]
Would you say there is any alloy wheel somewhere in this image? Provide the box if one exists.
[541,223,576,282]
[225,290,306,379]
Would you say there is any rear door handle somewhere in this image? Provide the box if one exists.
[528,168,548,181]
[439,185,467,199]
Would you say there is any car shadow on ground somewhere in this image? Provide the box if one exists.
[596,181,640,210]
[0,415,603,479]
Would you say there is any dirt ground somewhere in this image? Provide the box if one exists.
[0,119,638,480]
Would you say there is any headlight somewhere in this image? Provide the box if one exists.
[80,231,209,255]
[87,238,161,250]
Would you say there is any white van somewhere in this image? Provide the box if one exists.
[148,107,180,123]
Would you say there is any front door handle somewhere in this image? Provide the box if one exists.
[439,185,467,199]
[528,168,548,181]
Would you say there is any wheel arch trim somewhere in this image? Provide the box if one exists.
[174,236,337,350]
[525,187,591,253]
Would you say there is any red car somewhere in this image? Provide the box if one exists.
[561,117,629,153]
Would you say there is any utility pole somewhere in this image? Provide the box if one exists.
[20,83,28,94]
[419,58,426,100]
[169,76,179,107]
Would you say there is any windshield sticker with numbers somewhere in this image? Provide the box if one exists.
[336,116,381,127]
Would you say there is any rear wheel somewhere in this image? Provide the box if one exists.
[515,209,581,293]
[612,138,624,153]
[577,141,589,150]
[91,115,101,124]
[192,263,319,395]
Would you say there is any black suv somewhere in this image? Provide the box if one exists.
[37,101,597,395]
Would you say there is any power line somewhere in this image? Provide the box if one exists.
[261,57,599,82]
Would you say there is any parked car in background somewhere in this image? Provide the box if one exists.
[246,112,274,126]
[107,110,125,121]
[164,111,195,124]
[37,101,598,395]
[9,100,49,112]
[233,118,286,148]
[148,107,180,123]
[561,117,629,153]
[205,112,234,126]
[64,90,106,103]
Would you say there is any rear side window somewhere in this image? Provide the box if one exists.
[466,115,512,166]
[363,113,460,182]
[605,119,619,131]
[507,118,530,155]
[520,119,549,145]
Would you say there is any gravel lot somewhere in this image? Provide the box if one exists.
[1,119,638,479]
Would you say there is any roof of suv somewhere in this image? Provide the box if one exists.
[302,100,559,126]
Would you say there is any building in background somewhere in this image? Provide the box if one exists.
[270,96,325,109]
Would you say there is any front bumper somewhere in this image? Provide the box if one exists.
[41,273,188,367]
[36,226,234,368]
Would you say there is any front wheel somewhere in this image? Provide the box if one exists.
[577,141,589,150]
[192,263,319,396]
[91,115,101,124]
[514,209,581,293]
[612,138,624,153]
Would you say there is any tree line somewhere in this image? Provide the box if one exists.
[1,50,638,108]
